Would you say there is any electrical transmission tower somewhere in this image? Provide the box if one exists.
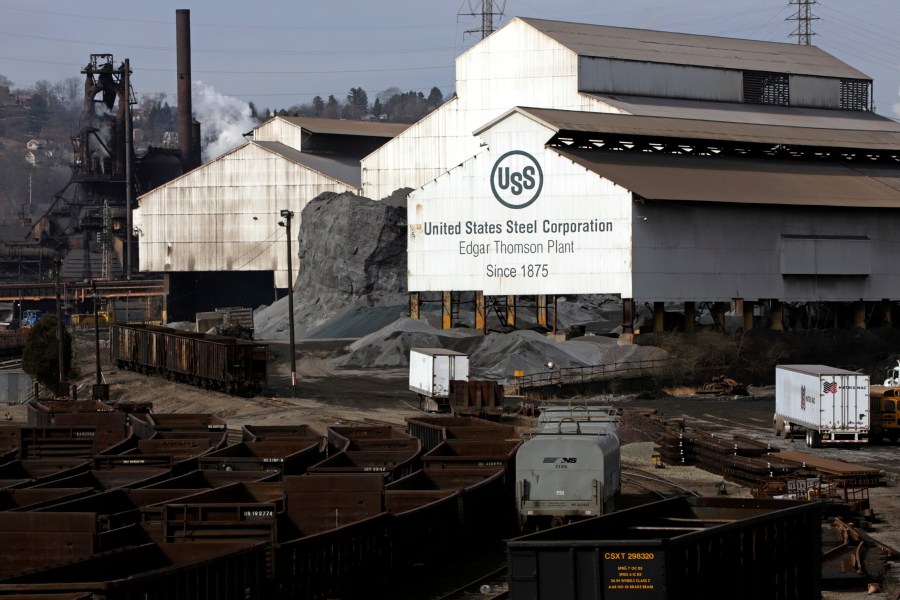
[462,0,507,39]
[788,0,819,45]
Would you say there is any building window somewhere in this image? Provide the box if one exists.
[743,71,789,106]
[840,79,869,111]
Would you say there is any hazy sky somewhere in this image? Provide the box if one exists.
[1,1,899,119]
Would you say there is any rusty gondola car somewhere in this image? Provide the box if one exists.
[110,324,267,395]
[0,415,518,599]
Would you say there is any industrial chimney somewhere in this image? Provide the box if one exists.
[176,9,199,171]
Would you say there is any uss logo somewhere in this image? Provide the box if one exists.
[490,150,544,209]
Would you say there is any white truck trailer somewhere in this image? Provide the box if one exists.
[773,364,869,447]
[408,348,469,412]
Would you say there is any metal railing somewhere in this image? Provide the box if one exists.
[513,358,669,391]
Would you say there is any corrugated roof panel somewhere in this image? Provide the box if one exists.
[553,148,900,208]
[514,107,900,150]
[519,17,870,80]
[277,116,408,138]
[587,94,894,130]
[253,141,362,188]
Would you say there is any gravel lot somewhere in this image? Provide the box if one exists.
[21,331,896,600]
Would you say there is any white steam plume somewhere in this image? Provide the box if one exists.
[192,81,256,163]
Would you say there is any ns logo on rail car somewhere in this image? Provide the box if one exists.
[543,456,578,468]
[490,150,543,209]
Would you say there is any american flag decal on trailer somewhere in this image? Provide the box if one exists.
[823,381,838,394]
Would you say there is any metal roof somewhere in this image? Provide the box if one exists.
[587,94,895,130]
[275,116,408,138]
[518,17,870,80]
[254,141,362,188]
[553,148,900,208]
[507,107,900,150]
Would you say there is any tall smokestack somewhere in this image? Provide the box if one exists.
[176,9,197,171]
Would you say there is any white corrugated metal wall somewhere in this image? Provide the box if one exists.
[362,18,617,200]
[408,111,633,296]
[135,143,358,288]
[252,118,304,151]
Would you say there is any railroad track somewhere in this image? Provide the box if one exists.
[433,566,509,600]
[622,467,701,501]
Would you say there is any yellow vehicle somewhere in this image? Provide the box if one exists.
[870,386,900,444]
[72,309,115,327]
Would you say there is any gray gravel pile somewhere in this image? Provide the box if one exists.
[332,317,480,369]
[331,317,669,382]
[250,189,667,382]
[254,190,409,340]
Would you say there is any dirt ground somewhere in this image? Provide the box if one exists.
[22,331,900,600]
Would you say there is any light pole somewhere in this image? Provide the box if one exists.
[92,281,101,386]
[278,209,297,399]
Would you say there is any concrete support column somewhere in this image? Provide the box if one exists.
[653,301,665,333]
[537,295,548,327]
[882,299,893,329]
[713,302,727,332]
[619,298,635,345]
[684,302,695,334]
[742,300,754,332]
[442,291,452,330]
[506,295,516,328]
[408,292,420,320]
[769,300,784,332]
[852,301,867,330]
[622,298,635,335]
[552,296,558,334]
[475,291,486,333]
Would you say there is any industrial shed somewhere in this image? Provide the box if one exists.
[363,16,872,200]
[134,117,406,291]
[408,105,900,331]
[391,17,900,333]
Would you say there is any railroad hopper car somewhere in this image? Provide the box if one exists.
[110,323,267,395]
[507,496,823,600]
[198,439,327,478]
[516,415,621,530]
[0,409,516,599]
[406,415,516,453]
[26,400,129,453]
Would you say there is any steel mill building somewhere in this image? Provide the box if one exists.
[138,17,900,332]
[133,117,405,318]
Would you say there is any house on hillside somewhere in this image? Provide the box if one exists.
[24,139,53,166]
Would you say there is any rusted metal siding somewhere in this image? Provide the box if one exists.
[135,143,357,288]
[579,57,743,102]
[362,19,617,200]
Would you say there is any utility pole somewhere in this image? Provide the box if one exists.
[53,257,65,391]
[92,282,101,386]
[788,0,818,45]
[124,58,135,278]
[279,210,297,399]
[462,0,507,39]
